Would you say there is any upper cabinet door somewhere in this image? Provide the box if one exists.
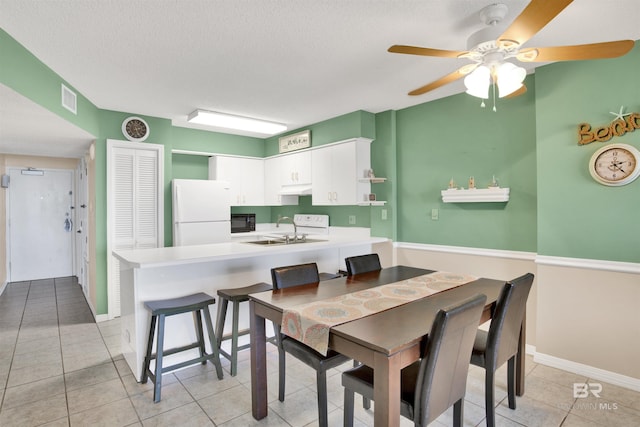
[209,155,265,206]
[280,150,311,186]
[264,156,298,206]
[311,138,372,206]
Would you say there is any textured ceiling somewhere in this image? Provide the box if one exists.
[1,0,639,157]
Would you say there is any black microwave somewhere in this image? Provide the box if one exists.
[231,213,256,233]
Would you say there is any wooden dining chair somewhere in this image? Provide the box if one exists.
[271,262,351,427]
[342,293,487,427]
[345,253,381,275]
[471,273,534,427]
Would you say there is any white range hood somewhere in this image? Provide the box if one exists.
[278,184,312,196]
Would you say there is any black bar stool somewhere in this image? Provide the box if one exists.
[215,282,273,376]
[142,292,223,402]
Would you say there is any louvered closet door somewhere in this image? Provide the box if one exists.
[108,141,163,318]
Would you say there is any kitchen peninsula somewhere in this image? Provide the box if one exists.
[114,233,388,380]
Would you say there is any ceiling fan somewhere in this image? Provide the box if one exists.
[389,0,634,102]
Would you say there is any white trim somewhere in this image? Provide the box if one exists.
[171,149,261,159]
[394,242,536,261]
[394,242,640,274]
[0,281,7,296]
[534,351,640,392]
[526,344,536,356]
[535,255,640,274]
[171,136,374,160]
[95,314,110,323]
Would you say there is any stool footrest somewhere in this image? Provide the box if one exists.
[219,336,277,362]
[148,341,202,360]
[220,327,251,342]
[151,353,221,376]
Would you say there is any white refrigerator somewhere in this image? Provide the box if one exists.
[172,179,231,246]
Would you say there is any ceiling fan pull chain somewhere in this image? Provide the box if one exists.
[492,83,497,112]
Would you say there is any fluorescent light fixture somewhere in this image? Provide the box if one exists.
[187,109,287,135]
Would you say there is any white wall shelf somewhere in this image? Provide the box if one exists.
[357,201,387,206]
[441,187,509,203]
[359,177,387,184]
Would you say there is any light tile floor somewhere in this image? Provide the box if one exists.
[1,277,639,426]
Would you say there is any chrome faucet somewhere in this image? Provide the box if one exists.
[276,215,298,242]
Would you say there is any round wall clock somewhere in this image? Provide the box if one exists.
[122,116,150,142]
[588,143,640,186]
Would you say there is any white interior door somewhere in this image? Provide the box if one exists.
[107,139,164,319]
[75,158,89,296]
[8,168,74,281]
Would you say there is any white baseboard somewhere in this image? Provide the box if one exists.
[0,281,7,296]
[526,344,536,355]
[533,351,640,392]
[95,314,110,323]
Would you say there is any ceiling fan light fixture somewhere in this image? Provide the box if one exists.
[496,62,527,97]
[187,109,287,135]
[464,65,491,99]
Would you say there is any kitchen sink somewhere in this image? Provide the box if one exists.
[242,237,326,246]
[244,239,287,246]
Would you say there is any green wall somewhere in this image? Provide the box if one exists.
[370,110,398,240]
[0,29,100,137]
[3,25,638,317]
[394,75,538,251]
[263,110,376,156]
[171,154,209,179]
[535,43,640,263]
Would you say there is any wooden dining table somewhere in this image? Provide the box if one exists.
[249,265,526,427]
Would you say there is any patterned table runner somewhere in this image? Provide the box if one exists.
[281,271,477,355]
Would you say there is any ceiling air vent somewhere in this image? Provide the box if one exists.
[61,83,77,114]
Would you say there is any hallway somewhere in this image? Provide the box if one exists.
[1,278,639,426]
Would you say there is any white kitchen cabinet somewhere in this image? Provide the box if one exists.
[264,156,298,205]
[209,155,264,205]
[280,150,311,186]
[311,138,372,205]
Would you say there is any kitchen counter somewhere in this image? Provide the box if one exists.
[115,232,389,380]
[114,233,387,269]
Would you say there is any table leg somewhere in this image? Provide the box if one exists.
[516,312,526,396]
[373,351,402,427]
[250,301,267,419]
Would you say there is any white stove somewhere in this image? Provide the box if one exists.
[293,214,330,235]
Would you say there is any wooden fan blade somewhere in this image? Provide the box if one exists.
[499,0,573,47]
[505,85,527,99]
[518,40,635,62]
[388,45,467,58]
[408,67,468,96]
